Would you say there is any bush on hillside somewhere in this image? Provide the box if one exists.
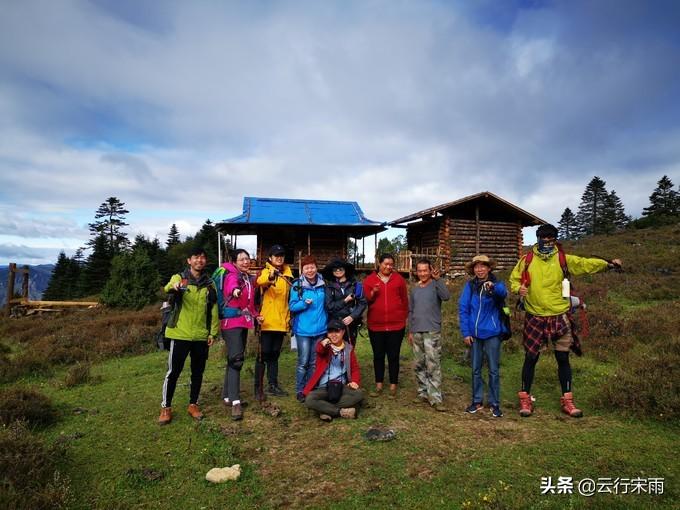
[101,248,161,309]
[0,421,71,509]
[0,308,158,381]
[0,387,59,428]
[595,341,680,421]
[63,362,101,387]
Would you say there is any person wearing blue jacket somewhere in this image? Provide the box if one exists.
[458,255,508,418]
[289,255,328,402]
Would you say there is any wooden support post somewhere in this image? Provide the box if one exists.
[5,263,15,316]
[475,205,480,255]
[307,232,311,255]
[362,236,365,266]
[374,234,378,266]
[21,265,29,300]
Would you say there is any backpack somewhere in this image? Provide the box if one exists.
[155,300,173,351]
[211,266,242,319]
[521,243,584,313]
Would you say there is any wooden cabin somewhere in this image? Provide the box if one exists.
[390,191,546,274]
[216,197,386,273]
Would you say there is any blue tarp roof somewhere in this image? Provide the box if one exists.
[217,197,385,232]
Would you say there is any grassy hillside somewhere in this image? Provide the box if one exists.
[1,225,679,509]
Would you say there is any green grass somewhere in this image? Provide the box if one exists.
[13,332,676,509]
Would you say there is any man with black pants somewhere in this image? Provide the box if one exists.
[255,245,293,399]
[159,246,219,425]
[509,224,622,418]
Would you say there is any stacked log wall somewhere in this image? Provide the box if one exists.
[448,218,522,271]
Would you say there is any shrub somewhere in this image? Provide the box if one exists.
[100,248,161,309]
[594,340,680,421]
[0,421,71,509]
[7,350,53,380]
[63,363,100,387]
[0,387,59,428]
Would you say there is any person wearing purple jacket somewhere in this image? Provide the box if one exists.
[220,249,260,421]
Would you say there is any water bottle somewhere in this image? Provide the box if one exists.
[561,278,570,298]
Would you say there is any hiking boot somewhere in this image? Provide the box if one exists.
[223,398,248,409]
[412,395,428,404]
[158,407,172,426]
[266,383,288,397]
[187,403,203,421]
[369,387,383,398]
[465,403,483,414]
[296,392,306,403]
[518,391,534,417]
[491,405,503,418]
[231,403,243,421]
[560,392,583,418]
[319,414,333,422]
[433,402,448,412]
[339,407,357,419]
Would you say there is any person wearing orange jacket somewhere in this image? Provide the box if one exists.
[364,253,409,398]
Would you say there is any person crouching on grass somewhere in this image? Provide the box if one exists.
[303,319,364,422]
[158,246,219,426]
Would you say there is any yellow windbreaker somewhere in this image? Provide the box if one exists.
[256,262,293,332]
[509,246,608,317]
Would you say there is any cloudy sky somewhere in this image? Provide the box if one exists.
[1,0,679,265]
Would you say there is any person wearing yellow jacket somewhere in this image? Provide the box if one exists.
[255,244,293,399]
[509,224,622,419]
[159,246,219,425]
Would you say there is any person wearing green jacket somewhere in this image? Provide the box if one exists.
[509,224,622,419]
[159,246,219,426]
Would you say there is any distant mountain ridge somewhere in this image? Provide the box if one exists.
[0,264,54,307]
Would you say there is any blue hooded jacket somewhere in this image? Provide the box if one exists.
[458,275,508,340]
[289,274,328,337]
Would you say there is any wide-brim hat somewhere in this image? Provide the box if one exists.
[465,255,496,275]
[321,258,355,280]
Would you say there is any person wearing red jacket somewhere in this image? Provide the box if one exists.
[364,253,409,398]
[303,319,363,421]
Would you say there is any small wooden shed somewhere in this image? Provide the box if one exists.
[390,191,546,273]
[216,197,386,272]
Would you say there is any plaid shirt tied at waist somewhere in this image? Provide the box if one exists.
[523,312,582,356]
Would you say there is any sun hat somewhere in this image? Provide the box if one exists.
[465,254,496,275]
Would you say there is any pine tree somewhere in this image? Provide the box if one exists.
[43,252,70,301]
[575,176,610,236]
[88,197,130,254]
[605,190,629,232]
[642,175,679,218]
[101,246,161,309]
[166,224,181,248]
[558,207,577,240]
[193,220,219,270]
[79,234,113,296]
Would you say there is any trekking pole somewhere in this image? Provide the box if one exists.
[592,256,624,273]
[255,324,266,402]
